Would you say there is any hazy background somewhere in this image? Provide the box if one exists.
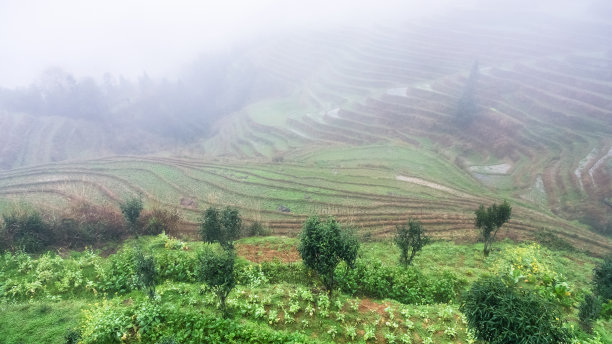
[1,0,606,88]
[0,0,451,88]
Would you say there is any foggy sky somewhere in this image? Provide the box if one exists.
[0,0,601,88]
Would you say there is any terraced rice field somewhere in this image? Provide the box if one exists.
[1,15,611,253]
[1,151,610,255]
[200,18,612,230]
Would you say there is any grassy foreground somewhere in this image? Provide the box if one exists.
[0,233,610,344]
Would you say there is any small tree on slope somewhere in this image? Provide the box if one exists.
[120,197,143,238]
[394,219,430,267]
[134,250,157,300]
[298,216,359,295]
[475,200,511,256]
[198,248,236,317]
[200,206,242,249]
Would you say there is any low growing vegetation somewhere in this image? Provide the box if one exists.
[0,205,610,343]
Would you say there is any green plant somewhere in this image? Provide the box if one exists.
[120,197,144,238]
[460,276,571,344]
[80,299,133,343]
[593,253,612,301]
[64,328,81,344]
[493,243,575,308]
[199,207,242,249]
[339,227,360,269]
[363,324,376,341]
[156,337,178,344]
[474,200,512,256]
[198,247,236,317]
[1,210,52,253]
[579,293,602,332]
[335,258,461,304]
[247,221,268,236]
[297,216,359,295]
[134,250,157,299]
[394,219,430,267]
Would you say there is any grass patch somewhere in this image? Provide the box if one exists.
[0,300,86,344]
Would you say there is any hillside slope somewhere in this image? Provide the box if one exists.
[1,9,611,243]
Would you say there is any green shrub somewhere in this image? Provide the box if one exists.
[198,247,236,316]
[95,248,138,294]
[247,221,269,236]
[120,197,144,237]
[200,207,242,248]
[593,254,612,301]
[155,248,198,283]
[298,216,359,295]
[335,258,461,304]
[1,210,52,253]
[598,301,612,322]
[461,276,571,344]
[394,219,430,267]
[579,293,602,332]
[64,328,82,344]
[493,243,575,308]
[134,250,157,299]
[258,260,310,285]
[80,299,133,344]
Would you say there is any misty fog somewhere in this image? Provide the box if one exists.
[0,0,611,169]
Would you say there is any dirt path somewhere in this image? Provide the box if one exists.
[395,175,471,198]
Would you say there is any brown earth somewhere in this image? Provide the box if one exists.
[236,243,301,263]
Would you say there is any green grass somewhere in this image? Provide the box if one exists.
[1,234,609,343]
[290,143,486,193]
[0,300,86,344]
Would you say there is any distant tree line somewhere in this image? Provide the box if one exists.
[0,51,287,143]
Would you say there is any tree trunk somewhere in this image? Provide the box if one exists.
[407,248,417,265]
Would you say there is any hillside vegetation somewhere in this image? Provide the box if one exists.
[1,11,611,236]
[1,7,612,343]
[1,232,610,343]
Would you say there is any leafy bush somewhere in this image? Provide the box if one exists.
[258,260,310,285]
[493,243,574,308]
[1,210,52,253]
[247,221,269,236]
[394,219,430,267]
[64,328,82,344]
[79,298,317,344]
[200,207,241,248]
[156,247,198,283]
[460,276,571,344]
[198,247,236,316]
[579,293,602,332]
[120,197,144,237]
[336,258,462,304]
[134,250,157,299]
[593,254,612,301]
[80,299,134,344]
[298,216,359,295]
[94,248,138,294]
